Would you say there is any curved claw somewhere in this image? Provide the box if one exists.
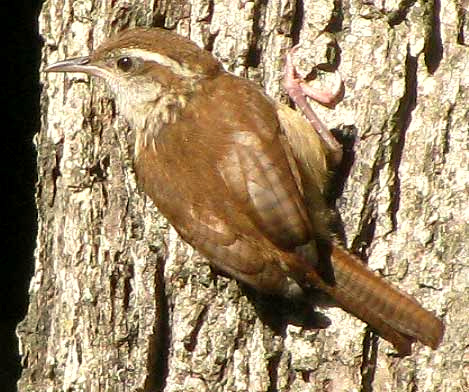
[284,46,343,107]
[299,70,344,109]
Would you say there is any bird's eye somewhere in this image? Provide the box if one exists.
[116,56,133,72]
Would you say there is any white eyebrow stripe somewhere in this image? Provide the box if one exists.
[122,48,197,77]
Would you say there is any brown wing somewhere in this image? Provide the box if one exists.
[217,126,313,251]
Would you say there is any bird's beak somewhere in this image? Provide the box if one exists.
[45,56,106,78]
[45,56,92,73]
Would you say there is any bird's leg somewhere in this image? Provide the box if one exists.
[283,46,344,166]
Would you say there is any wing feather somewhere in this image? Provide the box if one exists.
[218,129,312,250]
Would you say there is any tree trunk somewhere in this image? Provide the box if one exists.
[18,0,468,391]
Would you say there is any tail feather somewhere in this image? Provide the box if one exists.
[290,243,444,354]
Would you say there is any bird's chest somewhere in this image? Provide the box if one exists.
[133,123,231,229]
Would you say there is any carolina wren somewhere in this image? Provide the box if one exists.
[46,27,444,355]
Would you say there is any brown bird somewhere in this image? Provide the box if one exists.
[45,27,444,355]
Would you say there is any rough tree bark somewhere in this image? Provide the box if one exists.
[18,0,468,391]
